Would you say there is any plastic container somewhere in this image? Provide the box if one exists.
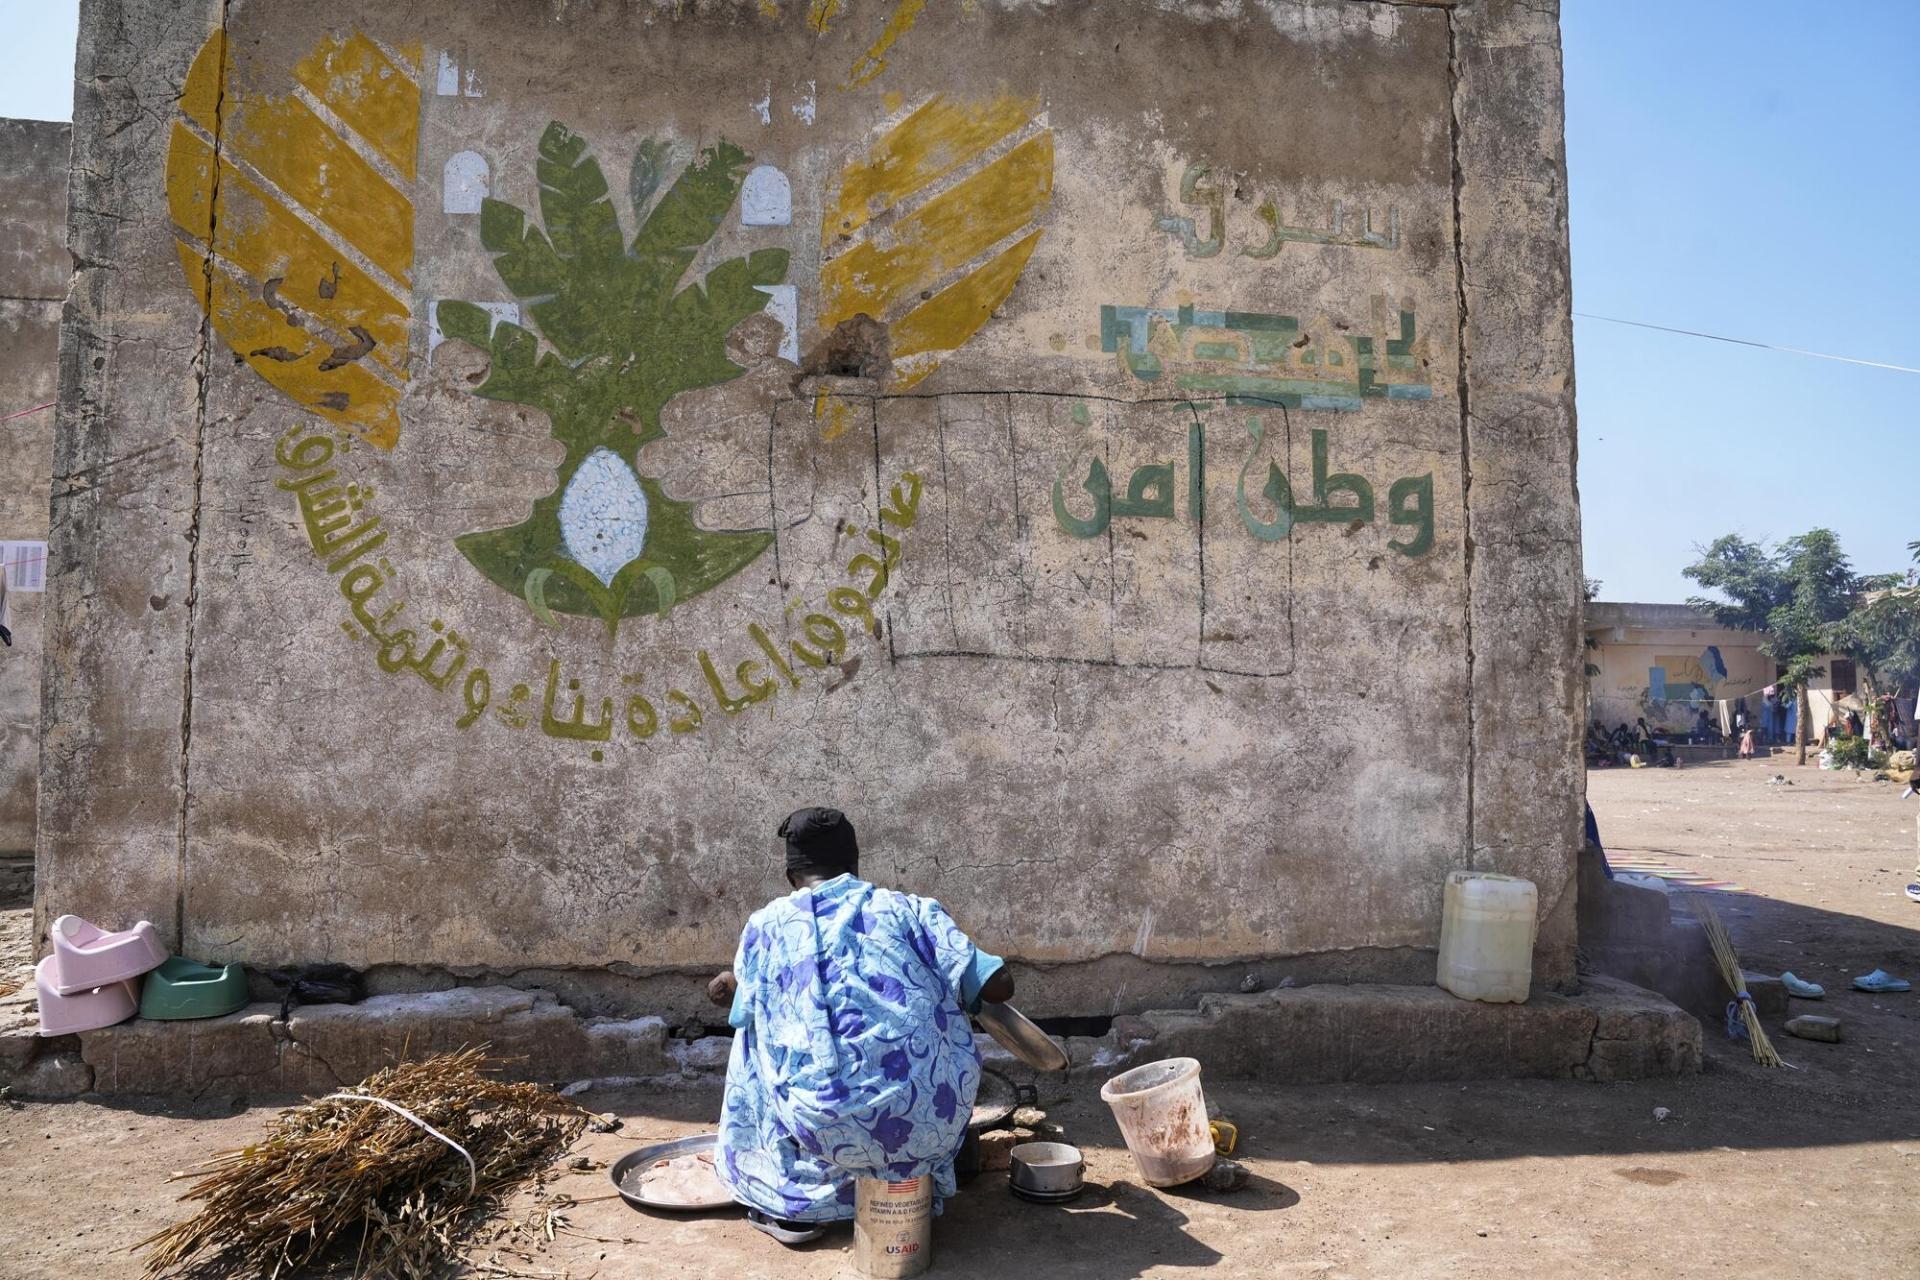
[1436,871,1538,1004]
[138,956,249,1021]
[47,913,166,995]
[34,956,140,1036]
[853,1175,931,1277]
[1098,1057,1215,1187]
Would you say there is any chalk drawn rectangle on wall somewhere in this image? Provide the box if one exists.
[875,393,1294,677]
[1004,397,1116,663]
[1199,407,1296,678]
[770,392,883,602]
[1,542,47,592]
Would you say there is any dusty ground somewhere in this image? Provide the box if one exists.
[3,755,1918,1278]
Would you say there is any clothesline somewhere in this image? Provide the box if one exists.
[0,402,54,423]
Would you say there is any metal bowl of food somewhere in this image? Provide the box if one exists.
[609,1133,735,1212]
[1008,1141,1084,1203]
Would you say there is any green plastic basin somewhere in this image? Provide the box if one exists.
[137,956,249,1021]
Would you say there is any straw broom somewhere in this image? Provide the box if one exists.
[1691,895,1782,1067]
[136,1046,588,1279]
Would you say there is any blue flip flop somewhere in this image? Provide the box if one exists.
[1781,972,1824,999]
[1852,969,1912,993]
[1906,883,1920,903]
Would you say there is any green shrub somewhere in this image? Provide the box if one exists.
[1828,734,1876,769]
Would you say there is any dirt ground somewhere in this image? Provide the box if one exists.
[3,755,1918,1279]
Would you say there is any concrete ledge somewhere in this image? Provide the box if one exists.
[30,977,1698,1101]
[1095,976,1699,1085]
[995,976,1702,1089]
[76,988,673,1097]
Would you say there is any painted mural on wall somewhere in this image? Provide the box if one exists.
[167,31,421,447]
[435,127,786,632]
[1636,649,1728,732]
[819,92,1053,391]
[163,12,1453,760]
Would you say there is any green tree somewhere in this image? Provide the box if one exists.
[1827,543,1920,741]
[1685,529,1856,765]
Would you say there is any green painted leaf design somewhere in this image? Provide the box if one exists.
[633,141,752,256]
[630,137,673,214]
[522,567,558,628]
[436,300,493,349]
[536,122,625,266]
[440,123,784,634]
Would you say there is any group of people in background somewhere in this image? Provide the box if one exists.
[1587,685,1916,768]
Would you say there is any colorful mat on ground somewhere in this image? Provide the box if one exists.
[1607,854,1752,895]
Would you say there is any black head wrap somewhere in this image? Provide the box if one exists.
[779,807,858,876]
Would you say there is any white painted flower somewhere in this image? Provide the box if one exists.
[559,447,650,586]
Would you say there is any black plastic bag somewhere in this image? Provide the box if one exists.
[267,963,368,1021]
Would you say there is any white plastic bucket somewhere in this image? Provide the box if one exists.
[1098,1057,1215,1187]
[853,1175,931,1277]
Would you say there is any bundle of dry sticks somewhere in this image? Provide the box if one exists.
[138,1047,587,1279]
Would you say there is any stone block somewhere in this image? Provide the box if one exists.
[1578,852,1673,948]
[670,1035,733,1075]
[1118,979,1699,1085]
[1581,975,1704,1081]
[1739,972,1789,1022]
[583,1016,671,1079]
[82,1007,282,1095]
[0,1023,42,1072]
[977,1131,1018,1172]
[80,988,684,1096]
[11,1051,93,1099]
[1585,915,1727,1025]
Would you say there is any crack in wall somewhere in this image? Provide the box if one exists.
[174,3,232,949]
[1446,6,1477,861]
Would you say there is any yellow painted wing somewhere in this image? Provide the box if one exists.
[166,30,421,447]
[822,94,1053,390]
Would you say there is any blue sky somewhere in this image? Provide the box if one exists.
[4,3,1914,601]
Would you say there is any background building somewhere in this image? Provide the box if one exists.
[1587,600,1885,745]
[0,119,68,862]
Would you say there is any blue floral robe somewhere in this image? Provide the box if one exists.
[715,873,1002,1223]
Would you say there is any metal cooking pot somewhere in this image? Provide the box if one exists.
[1010,1141,1085,1200]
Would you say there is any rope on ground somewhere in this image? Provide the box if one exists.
[322,1091,479,1195]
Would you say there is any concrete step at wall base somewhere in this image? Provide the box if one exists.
[6,976,1700,1101]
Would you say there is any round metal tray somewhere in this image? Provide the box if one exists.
[975,1001,1070,1072]
[608,1133,736,1212]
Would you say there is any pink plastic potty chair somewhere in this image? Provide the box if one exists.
[35,956,139,1036]
[48,913,167,995]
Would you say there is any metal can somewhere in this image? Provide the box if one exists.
[852,1174,932,1277]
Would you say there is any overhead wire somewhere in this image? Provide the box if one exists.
[1574,312,1920,375]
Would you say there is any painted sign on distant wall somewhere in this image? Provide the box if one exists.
[161,17,1451,759]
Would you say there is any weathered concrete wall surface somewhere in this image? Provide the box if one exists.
[0,119,70,853]
[43,0,1582,1014]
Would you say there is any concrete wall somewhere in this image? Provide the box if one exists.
[0,119,70,854]
[42,0,1583,1017]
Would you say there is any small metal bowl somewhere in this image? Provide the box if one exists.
[1009,1141,1084,1201]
